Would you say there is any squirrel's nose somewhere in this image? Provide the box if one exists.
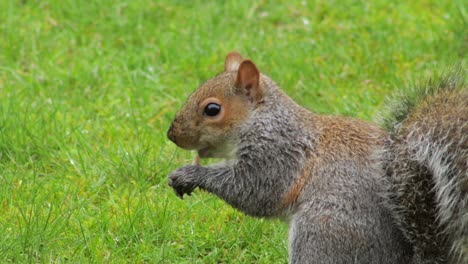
[167,123,177,144]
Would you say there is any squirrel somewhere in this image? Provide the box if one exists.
[167,51,467,263]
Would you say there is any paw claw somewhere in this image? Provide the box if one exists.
[167,165,203,199]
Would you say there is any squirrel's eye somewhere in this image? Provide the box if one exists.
[204,103,221,117]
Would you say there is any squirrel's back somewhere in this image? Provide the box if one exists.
[383,68,467,263]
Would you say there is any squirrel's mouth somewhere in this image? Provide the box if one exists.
[197,147,211,158]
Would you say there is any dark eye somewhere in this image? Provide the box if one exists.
[204,103,221,116]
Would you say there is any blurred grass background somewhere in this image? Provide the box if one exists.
[0,0,466,262]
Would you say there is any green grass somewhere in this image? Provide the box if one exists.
[0,0,465,262]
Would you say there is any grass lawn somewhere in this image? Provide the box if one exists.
[0,0,465,262]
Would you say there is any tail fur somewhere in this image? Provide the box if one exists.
[382,66,467,263]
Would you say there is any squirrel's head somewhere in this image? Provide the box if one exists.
[167,51,264,158]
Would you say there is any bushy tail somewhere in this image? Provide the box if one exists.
[382,66,467,263]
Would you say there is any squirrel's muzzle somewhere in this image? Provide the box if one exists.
[167,115,201,150]
[167,121,196,149]
[167,123,178,144]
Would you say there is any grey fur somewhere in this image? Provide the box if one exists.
[169,77,412,263]
[170,81,313,217]
[168,62,467,263]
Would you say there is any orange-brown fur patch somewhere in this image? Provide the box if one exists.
[282,159,315,207]
[315,115,386,160]
[208,95,251,130]
[282,115,387,207]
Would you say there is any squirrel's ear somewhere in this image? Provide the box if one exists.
[224,51,243,72]
[235,60,262,101]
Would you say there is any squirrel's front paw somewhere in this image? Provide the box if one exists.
[168,165,205,199]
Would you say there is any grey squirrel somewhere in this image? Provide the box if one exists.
[167,51,467,263]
